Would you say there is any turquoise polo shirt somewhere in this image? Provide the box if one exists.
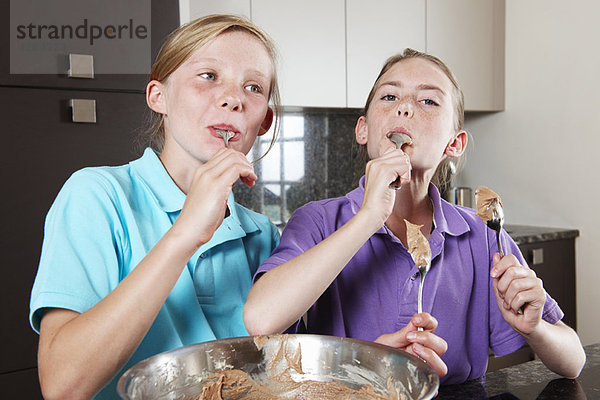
[29,148,279,399]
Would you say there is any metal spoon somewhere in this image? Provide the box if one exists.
[386,132,412,189]
[416,262,431,331]
[486,199,505,257]
[216,129,235,148]
[405,219,431,331]
[486,198,525,314]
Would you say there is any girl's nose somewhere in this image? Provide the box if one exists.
[397,99,414,118]
[219,87,243,111]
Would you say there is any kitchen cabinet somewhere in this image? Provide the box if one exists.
[427,0,505,112]
[346,0,426,108]
[0,367,42,398]
[0,86,148,398]
[1,1,177,92]
[184,0,504,110]
[0,0,179,395]
[183,0,250,23]
[252,0,347,107]
[182,0,347,107]
[520,238,577,330]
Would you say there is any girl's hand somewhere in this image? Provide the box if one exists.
[491,253,546,335]
[360,148,411,225]
[174,148,257,248]
[375,313,448,378]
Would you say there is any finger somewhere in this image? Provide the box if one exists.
[495,266,535,297]
[379,150,411,179]
[490,253,520,279]
[406,330,448,357]
[240,174,257,187]
[410,313,438,332]
[505,282,545,314]
[205,152,256,187]
[374,327,414,349]
[366,150,411,188]
[409,343,448,377]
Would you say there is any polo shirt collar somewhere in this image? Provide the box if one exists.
[429,182,470,237]
[130,148,259,236]
[347,175,470,237]
[130,148,186,213]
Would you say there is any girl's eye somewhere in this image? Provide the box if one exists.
[245,84,263,94]
[420,98,438,106]
[199,72,216,81]
[381,94,397,101]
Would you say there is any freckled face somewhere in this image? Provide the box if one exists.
[360,58,458,174]
[158,30,273,166]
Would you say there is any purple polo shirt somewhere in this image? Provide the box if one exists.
[255,177,564,384]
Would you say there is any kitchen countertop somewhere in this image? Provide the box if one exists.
[437,343,598,399]
[505,224,579,245]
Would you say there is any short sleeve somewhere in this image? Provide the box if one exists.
[254,203,325,282]
[29,170,125,333]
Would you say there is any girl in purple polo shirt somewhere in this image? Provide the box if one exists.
[244,48,585,384]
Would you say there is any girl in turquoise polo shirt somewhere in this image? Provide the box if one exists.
[29,15,281,400]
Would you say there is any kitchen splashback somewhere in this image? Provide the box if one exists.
[233,108,364,227]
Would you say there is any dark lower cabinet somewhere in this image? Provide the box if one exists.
[520,238,577,330]
[1,0,178,393]
[0,368,42,399]
[0,87,148,392]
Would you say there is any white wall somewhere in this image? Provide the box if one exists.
[456,1,600,345]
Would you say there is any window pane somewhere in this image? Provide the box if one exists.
[284,141,304,181]
[263,184,282,223]
[282,115,304,139]
[260,142,280,181]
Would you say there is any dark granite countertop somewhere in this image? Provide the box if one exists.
[437,343,599,399]
[505,224,580,245]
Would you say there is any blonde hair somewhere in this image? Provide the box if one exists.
[361,48,466,188]
[143,14,280,159]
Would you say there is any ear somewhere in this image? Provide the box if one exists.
[445,130,468,158]
[258,107,274,136]
[355,116,368,145]
[146,80,167,114]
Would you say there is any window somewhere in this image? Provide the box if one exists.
[253,114,305,226]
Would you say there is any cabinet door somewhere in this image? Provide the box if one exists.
[519,239,577,330]
[0,368,42,399]
[251,0,346,107]
[1,0,179,92]
[0,87,146,374]
[183,0,251,24]
[346,0,426,108]
[426,0,505,111]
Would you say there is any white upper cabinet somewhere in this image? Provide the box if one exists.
[427,0,505,111]
[181,0,505,111]
[251,0,347,108]
[346,0,426,108]
[180,0,250,24]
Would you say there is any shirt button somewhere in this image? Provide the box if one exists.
[410,273,418,281]
[200,253,207,258]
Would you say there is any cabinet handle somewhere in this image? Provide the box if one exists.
[68,54,94,79]
[530,248,544,265]
[69,99,96,123]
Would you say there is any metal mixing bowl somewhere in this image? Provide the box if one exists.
[117,334,439,400]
